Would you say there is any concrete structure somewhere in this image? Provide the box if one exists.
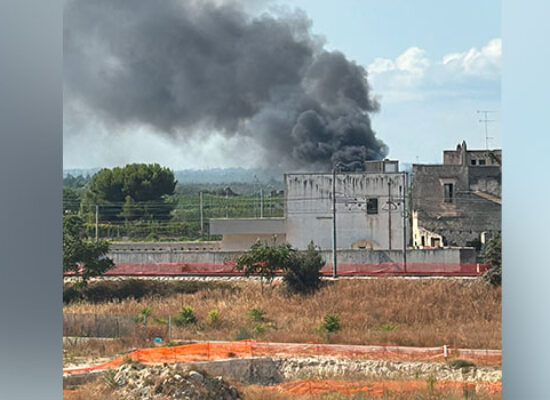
[109,242,474,265]
[208,218,286,250]
[210,160,407,251]
[285,166,407,250]
[412,141,501,248]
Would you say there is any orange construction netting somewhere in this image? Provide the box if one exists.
[264,379,502,396]
[63,340,501,375]
[63,379,501,398]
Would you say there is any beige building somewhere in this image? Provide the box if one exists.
[209,217,286,250]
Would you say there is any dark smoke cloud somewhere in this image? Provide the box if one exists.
[64,0,388,171]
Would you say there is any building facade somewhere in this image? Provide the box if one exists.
[285,167,407,251]
[412,141,501,248]
[211,161,407,251]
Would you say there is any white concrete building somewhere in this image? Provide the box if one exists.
[285,166,407,250]
[211,160,408,251]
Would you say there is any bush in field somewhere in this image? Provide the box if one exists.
[207,309,220,325]
[234,327,253,341]
[136,307,152,325]
[317,313,341,341]
[320,314,341,334]
[237,240,325,295]
[247,308,267,322]
[173,306,197,326]
[483,234,501,286]
[283,241,324,295]
[236,241,296,293]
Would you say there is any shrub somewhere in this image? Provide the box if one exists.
[253,324,266,335]
[283,241,324,295]
[380,323,398,332]
[173,306,197,326]
[234,327,253,341]
[248,308,267,322]
[152,317,167,325]
[253,322,274,336]
[207,309,220,325]
[319,313,341,334]
[236,241,296,293]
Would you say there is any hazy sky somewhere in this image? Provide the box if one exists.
[63,0,501,169]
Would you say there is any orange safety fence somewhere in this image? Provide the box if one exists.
[63,380,501,398]
[263,379,502,396]
[63,340,501,375]
[64,262,490,277]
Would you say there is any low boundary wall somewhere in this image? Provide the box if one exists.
[79,243,487,276]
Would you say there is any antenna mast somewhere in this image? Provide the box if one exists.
[477,110,496,150]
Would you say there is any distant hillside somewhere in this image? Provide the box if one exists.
[63,168,100,178]
[174,168,282,184]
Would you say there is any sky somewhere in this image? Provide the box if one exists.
[63,0,501,169]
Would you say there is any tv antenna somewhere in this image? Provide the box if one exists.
[477,110,496,150]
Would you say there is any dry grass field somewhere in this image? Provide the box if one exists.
[63,278,501,362]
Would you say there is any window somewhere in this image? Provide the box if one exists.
[479,159,486,165]
[471,159,477,165]
[444,183,454,203]
[366,198,378,215]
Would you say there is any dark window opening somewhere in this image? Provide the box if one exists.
[444,183,454,203]
[421,236,425,247]
[479,159,486,165]
[471,159,477,165]
[366,198,378,215]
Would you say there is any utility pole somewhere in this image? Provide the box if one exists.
[95,205,99,241]
[225,192,229,218]
[387,179,392,250]
[477,110,496,150]
[402,173,408,273]
[199,191,204,238]
[260,188,264,218]
[332,166,338,278]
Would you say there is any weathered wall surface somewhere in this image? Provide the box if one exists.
[285,173,407,250]
[108,242,476,267]
[412,164,501,248]
[219,233,287,251]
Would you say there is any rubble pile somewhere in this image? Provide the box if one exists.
[108,362,241,400]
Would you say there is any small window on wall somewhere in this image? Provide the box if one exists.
[444,183,454,203]
[479,159,486,165]
[366,198,378,214]
[471,159,477,165]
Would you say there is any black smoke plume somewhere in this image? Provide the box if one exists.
[64,0,388,171]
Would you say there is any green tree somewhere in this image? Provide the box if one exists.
[483,234,502,286]
[283,241,324,294]
[63,186,80,214]
[236,241,296,293]
[81,163,177,222]
[63,214,114,285]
